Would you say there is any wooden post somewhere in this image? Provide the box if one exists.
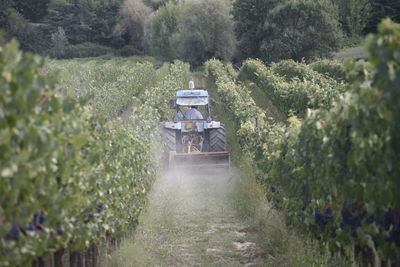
[85,244,98,267]
[54,249,64,267]
[69,251,83,267]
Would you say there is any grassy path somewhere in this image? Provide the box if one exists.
[112,169,265,266]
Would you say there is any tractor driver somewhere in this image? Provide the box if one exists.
[183,106,203,120]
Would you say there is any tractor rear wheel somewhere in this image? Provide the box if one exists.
[162,128,176,168]
[162,128,176,152]
[209,128,226,152]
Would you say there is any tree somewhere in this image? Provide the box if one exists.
[0,0,13,28]
[12,0,51,22]
[364,0,400,33]
[114,0,152,50]
[232,0,279,62]
[233,0,342,63]
[51,26,68,58]
[145,1,183,61]
[143,0,176,10]
[44,0,123,47]
[173,0,235,67]
[5,9,48,53]
[335,0,372,38]
[264,0,343,62]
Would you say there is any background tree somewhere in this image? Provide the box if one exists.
[145,1,183,61]
[51,26,68,58]
[114,0,152,51]
[143,0,176,10]
[233,0,343,63]
[0,0,14,28]
[1,0,398,59]
[261,0,343,62]
[12,0,51,22]
[364,0,400,33]
[5,9,48,53]
[173,0,235,67]
[335,0,372,41]
[45,0,123,46]
[232,0,279,63]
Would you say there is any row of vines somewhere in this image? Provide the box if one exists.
[206,19,400,265]
[0,39,189,266]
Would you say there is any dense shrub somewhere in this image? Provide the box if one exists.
[118,45,143,57]
[208,19,400,264]
[0,39,189,265]
[309,59,346,82]
[238,59,347,117]
[63,42,116,59]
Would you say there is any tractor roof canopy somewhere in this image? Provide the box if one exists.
[176,90,209,106]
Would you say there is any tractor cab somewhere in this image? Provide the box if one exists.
[169,88,215,122]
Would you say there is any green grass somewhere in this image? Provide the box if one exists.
[111,170,266,266]
[231,162,343,267]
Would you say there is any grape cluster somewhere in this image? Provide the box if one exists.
[5,211,64,242]
[314,207,334,228]
[84,203,106,224]
[384,209,400,246]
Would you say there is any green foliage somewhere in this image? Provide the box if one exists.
[175,0,235,67]
[143,0,176,10]
[208,19,400,264]
[0,38,189,265]
[233,0,342,63]
[45,57,189,120]
[12,0,51,22]
[0,1,13,28]
[262,0,343,62]
[63,42,116,59]
[114,0,151,50]
[335,0,372,38]
[205,59,264,127]
[309,59,347,82]
[146,1,183,61]
[364,0,400,33]
[5,10,49,54]
[232,0,279,63]
[238,59,347,117]
[147,0,235,67]
[118,45,142,57]
[54,43,143,59]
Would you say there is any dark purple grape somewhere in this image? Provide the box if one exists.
[84,213,94,224]
[365,216,375,224]
[5,224,20,241]
[97,203,106,213]
[315,207,334,228]
[383,209,393,230]
[27,211,46,231]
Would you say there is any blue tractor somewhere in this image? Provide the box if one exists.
[163,82,230,168]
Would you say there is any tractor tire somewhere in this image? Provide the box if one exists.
[162,128,176,152]
[209,128,226,152]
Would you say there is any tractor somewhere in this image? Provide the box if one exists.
[162,81,230,168]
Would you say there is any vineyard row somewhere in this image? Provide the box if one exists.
[205,20,400,265]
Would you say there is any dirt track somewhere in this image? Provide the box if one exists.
[113,168,265,266]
